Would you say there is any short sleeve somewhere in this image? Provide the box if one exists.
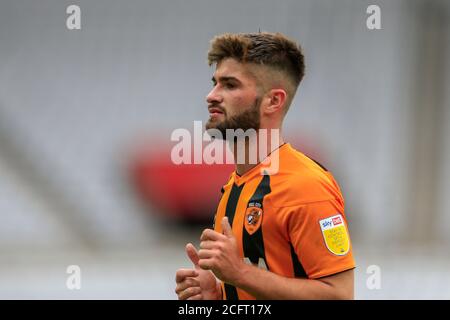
[286,199,356,279]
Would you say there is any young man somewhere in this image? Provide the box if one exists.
[175,32,355,300]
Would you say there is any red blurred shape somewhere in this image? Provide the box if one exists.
[130,144,234,222]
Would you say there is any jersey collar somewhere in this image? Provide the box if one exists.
[232,142,289,186]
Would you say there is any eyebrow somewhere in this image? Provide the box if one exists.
[211,76,242,84]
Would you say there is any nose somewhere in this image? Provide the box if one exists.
[206,85,223,105]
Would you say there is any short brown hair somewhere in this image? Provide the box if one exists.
[207,32,305,99]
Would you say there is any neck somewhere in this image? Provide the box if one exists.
[230,128,284,176]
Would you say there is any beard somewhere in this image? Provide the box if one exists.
[205,97,261,140]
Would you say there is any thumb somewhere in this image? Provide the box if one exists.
[185,243,200,268]
[221,217,233,238]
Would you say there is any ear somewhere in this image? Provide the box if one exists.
[263,89,287,115]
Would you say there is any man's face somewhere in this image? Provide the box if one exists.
[205,58,262,138]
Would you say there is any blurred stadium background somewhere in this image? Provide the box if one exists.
[0,0,449,299]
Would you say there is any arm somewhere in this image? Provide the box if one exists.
[199,217,354,300]
[234,263,353,300]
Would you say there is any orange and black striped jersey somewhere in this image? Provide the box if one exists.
[213,143,355,300]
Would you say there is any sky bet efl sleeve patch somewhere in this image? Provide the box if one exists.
[319,214,350,256]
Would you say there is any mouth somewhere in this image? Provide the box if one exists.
[208,107,224,116]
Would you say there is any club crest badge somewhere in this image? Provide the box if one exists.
[244,205,263,235]
[319,214,350,256]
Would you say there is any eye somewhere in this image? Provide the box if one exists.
[225,82,236,89]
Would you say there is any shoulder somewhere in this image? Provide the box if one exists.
[265,145,343,208]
